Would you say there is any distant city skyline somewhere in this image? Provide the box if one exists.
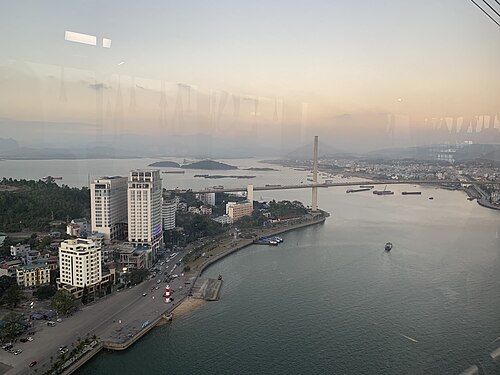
[1,1,500,152]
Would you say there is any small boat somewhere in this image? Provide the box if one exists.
[385,242,393,251]
[428,197,434,200]
[218,274,222,281]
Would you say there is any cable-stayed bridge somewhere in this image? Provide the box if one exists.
[182,179,499,195]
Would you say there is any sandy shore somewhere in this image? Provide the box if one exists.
[172,297,206,318]
[168,217,326,323]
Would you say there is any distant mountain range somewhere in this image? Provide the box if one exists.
[284,140,354,160]
[1,134,499,164]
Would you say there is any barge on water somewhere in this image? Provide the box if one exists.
[373,185,394,195]
[373,190,394,195]
[346,188,371,193]
[402,191,421,195]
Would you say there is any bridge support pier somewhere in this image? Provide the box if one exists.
[312,135,318,211]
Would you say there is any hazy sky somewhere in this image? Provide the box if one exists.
[1,0,499,151]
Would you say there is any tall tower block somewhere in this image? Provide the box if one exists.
[247,184,254,207]
[312,136,318,211]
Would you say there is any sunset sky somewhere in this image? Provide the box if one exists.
[1,0,499,151]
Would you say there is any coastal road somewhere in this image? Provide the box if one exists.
[0,252,189,375]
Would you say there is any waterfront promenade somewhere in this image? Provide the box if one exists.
[0,214,327,375]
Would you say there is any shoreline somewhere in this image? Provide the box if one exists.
[65,215,327,374]
[161,215,327,320]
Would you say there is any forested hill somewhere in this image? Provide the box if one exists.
[182,160,237,170]
[0,178,89,232]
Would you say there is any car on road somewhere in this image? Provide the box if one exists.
[27,336,33,342]
[56,318,62,323]
[47,321,56,327]
[142,293,148,296]
[58,345,67,351]
[29,361,37,367]
[13,349,22,355]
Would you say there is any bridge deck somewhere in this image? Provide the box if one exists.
[171,179,499,194]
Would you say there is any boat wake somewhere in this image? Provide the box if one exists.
[400,334,419,343]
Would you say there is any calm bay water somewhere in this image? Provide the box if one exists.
[2,159,499,373]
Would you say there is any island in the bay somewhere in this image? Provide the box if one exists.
[182,160,238,170]
[243,167,278,171]
[148,161,181,168]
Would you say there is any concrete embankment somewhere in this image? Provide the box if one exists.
[194,215,327,278]
[62,343,103,375]
[69,215,327,372]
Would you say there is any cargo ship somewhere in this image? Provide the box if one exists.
[162,170,185,174]
[402,191,421,195]
[373,190,394,195]
[359,185,374,188]
[373,185,394,195]
[346,188,371,193]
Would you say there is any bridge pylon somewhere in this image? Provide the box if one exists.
[312,135,318,211]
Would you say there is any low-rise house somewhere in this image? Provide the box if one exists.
[16,263,51,288]
[0,260,23,277]
[10,244,31,257]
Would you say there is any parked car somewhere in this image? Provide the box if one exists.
[29,361,37,367]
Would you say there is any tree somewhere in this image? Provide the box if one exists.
[2,284,22,308]
[129,269,149,285]
[0,312,24,341]
[0,275,16,297]
[81,285,89,304]
[50,290,75,315]
[35,285,56,300]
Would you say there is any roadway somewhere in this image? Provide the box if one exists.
[185,179,500,194]
[1,251,189,375]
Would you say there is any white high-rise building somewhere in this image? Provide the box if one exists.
[162,198,177,231]
[127,170,163,256]
[225,185,254,223]
[196,192,216,206]
[58,239,102,288]
[90,176,128,243]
